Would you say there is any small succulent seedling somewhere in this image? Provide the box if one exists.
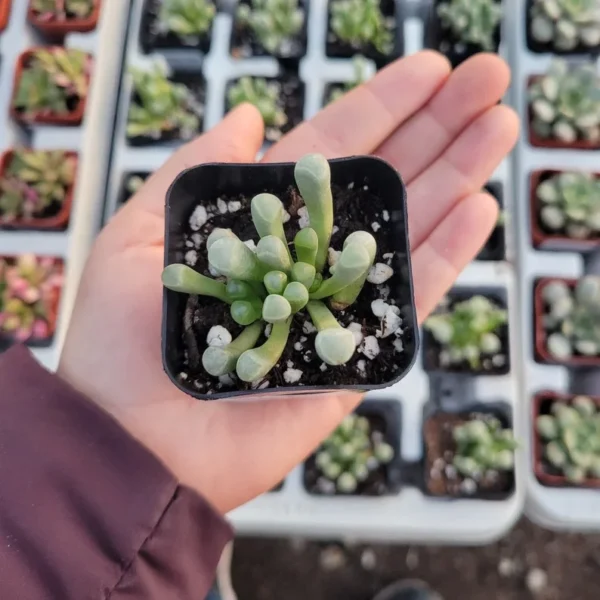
[125,174,148,198]
[424,295,507,370]
[530,0,600,51]
[0,150,76,223]
[529,60,600,145]
[227,76,287,132]
[0,254,63,342]
[237,0,304,55]
[536,171,600,239]
[541,276,600,360]
[127,61,203,140]
[327,55,370,104]
[13,48,91,119]
[31,0,96,20]
[156,0,215,41]
[313,413,394,494]
[437,0,502,51]
[537,396,600,484]
[163,153,380,384]
[452,416,517,481]
[330,0,394,55]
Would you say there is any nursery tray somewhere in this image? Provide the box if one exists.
[0,1,130,370]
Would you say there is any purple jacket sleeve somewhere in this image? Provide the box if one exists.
[0,345,232,599]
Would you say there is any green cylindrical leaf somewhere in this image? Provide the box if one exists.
[264,270,288,295]
[306,300,356,365]
[294,227,318,266]
[251,193,293,262]
[291,262,316,290]
[226,279,257,301]
[162,264,231,303]
[231,299,262,325]
[283,281,309,313]
[256,235,293,273]
[208,237,266,282]
[206,227,239,250]
[202,322,263,376]
[263,294,292,323]
[309,273,323,293]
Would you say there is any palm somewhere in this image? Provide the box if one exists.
[59,52,518,514]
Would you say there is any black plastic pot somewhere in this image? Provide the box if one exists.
[117,171,151,208]
[422,286,511,376]
[303,399,403,496]
[477,182,506,262]
[162,156,419,400]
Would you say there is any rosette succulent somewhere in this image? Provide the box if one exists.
[31,0,96,20]
[156,0,215,42]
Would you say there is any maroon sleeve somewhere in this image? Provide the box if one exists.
[0,345,232,599]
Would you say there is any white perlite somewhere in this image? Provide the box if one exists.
[243,239,257,252]
[371,222,381,232]
[184,250,198,267]
[367,263,394,284]
[298,206,310,228]
[218,374,236,387]
[189,206,208,231]
[294,341,303,351]
[526,568,548,594]
[191,232,203,248]
[328,247,341,267]
[283,368,303,384]
[332,225,339,234]
[320,363,328,372]
[217,198,228,214]
[282,209,291,223]
[498,558,518,578]
[347,322,364,346]
[379,307,402,339]
[371,299,389,318]
[207,326,232,347]
[356,359,367,377]
[382,252,394,263]
[393,338,404,353]
[303,320,317,334]
[382,210,390,222]
[264,324,272,337]
[360,336,380,360]
[228,200,241,212]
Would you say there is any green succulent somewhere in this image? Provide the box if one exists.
[452,416,517,480]
[537,396,600,484]
[529,60,600,145]
[31,0,96,19]
[125,174,148,198]
[541,276,600,360]
[312,413,395,494]
[424,295,507,370]
[327,55,370,105]
[156,0,215,41]
[437,0,502,51]
[530,0,600,50]
[227,76,287,131]
[537,171,600,239]
[13,48,91,119]
[127,61,202,140]
[330,0,394,56]
[237,0,304,55]
[162,154,379,383]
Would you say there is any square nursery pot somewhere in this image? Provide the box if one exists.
[422,287,511,376]
[162,156,419,400]
[477,181,506,262]
[530,170,600,252]
[423,401,515,500]
[425,0,502,67]
[0,150,76,231]
[534,277,600,367]
[303,399,403,496]
[0,0,11,31]
[28,0,101,37]
[10,48,90,126]
[139,0,212,54]
[117,171,151,207]
[230,0,308,63]
[533,391,600,488]
[325,0,403,66]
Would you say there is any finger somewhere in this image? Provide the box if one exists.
[412,192,499,321]
[407,104,519,249]
[262,51,451,162]
[376,54,511,184]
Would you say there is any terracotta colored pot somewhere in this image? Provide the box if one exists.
[534,277,600,367]
[527,76,600,150]
[533,391,600,488]
[27,0,101,37]
[530,170,600,252]
[10,48,90,126]
[0,0,12,31]
[0,150,76,231]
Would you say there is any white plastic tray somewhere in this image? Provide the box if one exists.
[0,0,130,371]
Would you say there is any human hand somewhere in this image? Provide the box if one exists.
[59,51,518,514]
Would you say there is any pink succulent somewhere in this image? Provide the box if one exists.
[32,319,49,339]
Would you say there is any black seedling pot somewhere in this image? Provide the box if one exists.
[162,156,419,400]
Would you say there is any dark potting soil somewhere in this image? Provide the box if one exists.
[225,76,304,143]
[178,183,410,395]
[230,0,308,61]
[139,0,212,54]
[477,182,505,262]
[0,198,63,227]
[127,71,205,147]
[424,412,514,499]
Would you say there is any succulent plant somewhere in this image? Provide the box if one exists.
[424,295,507,370]
[541,276,600,360]
[330,0,394,56]
[13,48,91,119]
[237,0,304,55]
[452,416,517,480]
[312,413,394,494]
[437,0,503,51]
[327,55,370,104]
[156,0,215,41]
[0,254,63,342]
[530,0,600,50]
[31,0,96,20]
[125,174,148,198]
[0,150,76,223]
[227,76,287,131]
[162,154,380,383]
[537,396,600,483]
[529,60,600,145]
[127,61,203,140]
[536,171,600,239]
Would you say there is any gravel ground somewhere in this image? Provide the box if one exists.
[232,519,600,599]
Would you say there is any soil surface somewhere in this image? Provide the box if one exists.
[424,412,514,499]
[232,519,600,600]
